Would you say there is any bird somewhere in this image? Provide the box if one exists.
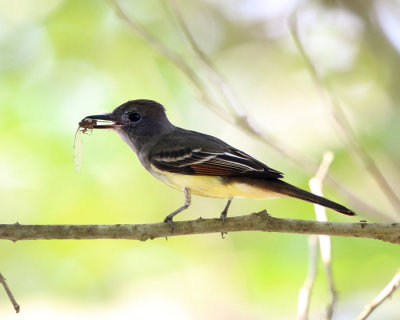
[82,99,355,228]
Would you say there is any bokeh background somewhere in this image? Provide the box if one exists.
[1,0,400,319]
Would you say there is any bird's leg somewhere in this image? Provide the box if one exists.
[220,199,232,239]
[164,187,191,232]
[220,198,232,224]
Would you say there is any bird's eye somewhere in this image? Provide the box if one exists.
[128,112,141,122]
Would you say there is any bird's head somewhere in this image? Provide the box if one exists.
[84,99,168,129]
[82,99,173,152]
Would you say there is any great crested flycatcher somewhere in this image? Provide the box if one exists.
[81,99,354,227]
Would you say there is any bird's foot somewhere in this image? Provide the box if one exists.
[220,211,227,224]
[164,216,175,233]
[220,211,228,239]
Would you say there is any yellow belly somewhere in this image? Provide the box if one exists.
[151,166,280,199]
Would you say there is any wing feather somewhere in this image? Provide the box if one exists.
[150,147,283,179]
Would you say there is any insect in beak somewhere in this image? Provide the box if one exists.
[79,114,123,130]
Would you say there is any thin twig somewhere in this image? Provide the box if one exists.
[0,272,20,313]
[297,152,337,320]
[297,235,318,320]
[355,269,400,320]
[108,0,388,221]
[289,14,400,216]
[309,152,337,320]
[0,213,399,243]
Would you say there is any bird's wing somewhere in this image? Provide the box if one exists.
[150,146,283,179]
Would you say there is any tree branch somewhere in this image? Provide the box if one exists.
[0,213,399,244]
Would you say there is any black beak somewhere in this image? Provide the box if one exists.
[80,113,123,129]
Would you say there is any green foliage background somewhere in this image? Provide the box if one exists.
[1,0,399,318]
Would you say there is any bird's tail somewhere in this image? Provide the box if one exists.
[266,180,355,216]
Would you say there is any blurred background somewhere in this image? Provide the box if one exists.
[1,0,400,318]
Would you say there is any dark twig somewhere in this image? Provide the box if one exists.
[0,272,20,313]
[355,269,400,320]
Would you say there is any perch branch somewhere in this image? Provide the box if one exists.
[0,272,20,313]
[355,269,400,320]
[0,213,399,244]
